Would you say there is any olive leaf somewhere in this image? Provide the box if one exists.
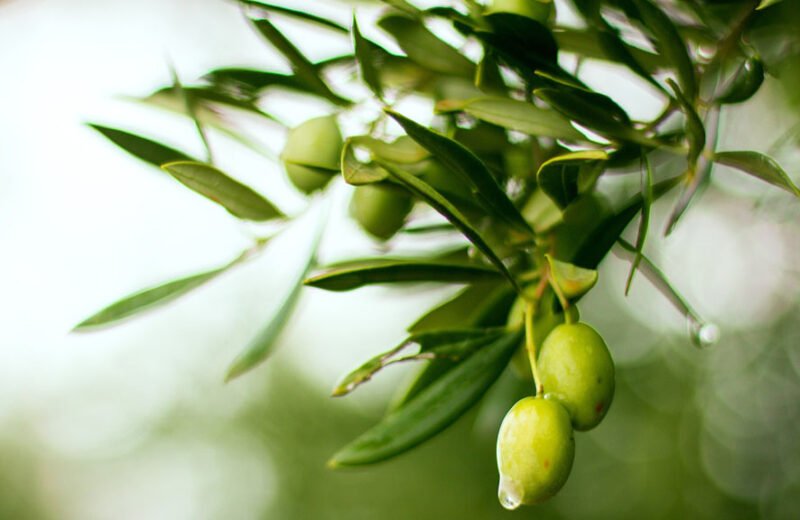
[88,124,194,168]
[250,17,351,106]
[332,328,507,397]
[304,260,502,292]
[328,330,522,467]
[553,28,664,74]
[667,79,705,165]
[378,13,474,77]
[374,160,522,292]
[240,1,349,33]
[624,154,654,295]
[717,57,765,105]
[546,255,598,301]
[352,16,386,99]
[476,12,558,79]
[435,97,584,142]
[713,151,800,196]
[536,150,608,209]
[162,161,284,221]
[386,109,533,236]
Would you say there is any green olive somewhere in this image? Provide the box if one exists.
[350,184,414,241]
[281,116,342,193]
[487,0,555,25]
[496,396,575,508]
[538,323,615,431]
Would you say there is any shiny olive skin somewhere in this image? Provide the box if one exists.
[538,323,615,431]
[349,184,413,240]
[281,116,342,193]
[496,396,575,508]
[487,0,555,24]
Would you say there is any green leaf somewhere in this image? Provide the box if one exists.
[341,139,388,186]
[352,16,386,99]
[624,154,653,295]
[667,79,705,164]
[757,0,785,10]
[375,160,522,292]
[225,221,323,381]
[435,97,584,142]
[73,265,228,331]
[717,57,765,105]
[713,151,800,196]
[251,17,351,106]
[595,26,668,95]
[477,12,558,79]
[328,330,521,467]
[162,161,284,221]
[88,124,193,168]
[631,0,697,99]
[378,14,474,77]
[553,28,664,74]
[386,110,533,235]
[332,328,506,397]
[536,150,608,209]
[546,255,598,300]
[304,260,502,292]
[240,1,349,33]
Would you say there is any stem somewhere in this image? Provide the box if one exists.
[547,273,573,323]
[524,300,543,397]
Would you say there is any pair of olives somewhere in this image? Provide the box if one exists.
[280,116,413,240]
[497,321,615,508]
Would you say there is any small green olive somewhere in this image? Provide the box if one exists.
[538,323,615,431]
[349,184,414,241]
[496,396,575,508]
[281,116,343,193]
[487,0,555,25]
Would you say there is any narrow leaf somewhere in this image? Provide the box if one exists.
[162,161,284,221]
[352,16,385,99]
[88,124,193,168]
[546,254,598,300]
[74,266,227,331]
[376,160,522,292]
[332,328,505,397]
[435,97,584,141]
[240,1,349,33]
[536,150,608,209]
[713,151,800,196]
[624,154,653,295]
[251,18,351,106]
[717,57,765,105]
[328,330,522,467]
[305,260,501,292]
[386,110,533,235]
[667,78,705,164]
[477,13,558,78]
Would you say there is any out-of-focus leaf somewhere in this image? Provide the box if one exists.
[328,330,521,467]
[595,27,667,94]
[475,50,507,95]
[667,79,705,164]
[536,150,608,209]
[341,139,388,185]
[435,97,584,141]
[386,110,533,235]
[631,0,697,99]
[341,136,430,186]
[304,260,501,292]
[717,57,765,104]
[332,328,506,396]
[553,28,664,73]
[546,254,598,300]
[477,12,558,78]
[162,161,284,221]
[88,124,193,168]
[757,0,785,10]
[535,87,661,147]
[251,18,351,106]
[713,151,800,196]
[376,160,522,292]
[408,282,505,333]
[378,14,474,77]
[381,0,421,17]
[352,16,385,99]
[240,1,349,33]
[624,154,653,295]
[74,264,230,331]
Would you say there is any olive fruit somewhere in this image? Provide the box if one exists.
[350,184,414,240]
[496,396,575,508]
[538,323,615,431]
[280,116,342,194]
[487,0,555,25]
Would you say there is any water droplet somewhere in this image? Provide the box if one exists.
[696,44,716,63]
[498,476,522,510]
[456,113,477,129]
[690,321,720,348]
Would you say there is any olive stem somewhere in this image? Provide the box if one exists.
[525,300,544,397]
[548,275,573,324]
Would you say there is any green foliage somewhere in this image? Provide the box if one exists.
[77,0,799,510]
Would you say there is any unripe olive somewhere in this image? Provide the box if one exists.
[487,0,555,25]
[349,184,414,240]
[538,323,615,431]
[281,116,342,193]
[496,396,575,508]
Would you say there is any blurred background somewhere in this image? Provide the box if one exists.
[0,0,799,518]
